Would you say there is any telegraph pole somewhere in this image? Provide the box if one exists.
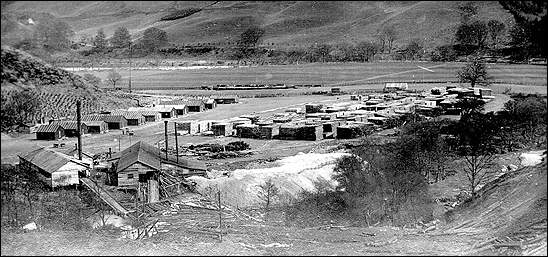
[174,122,179,163]
[128,42,132,93]
[76,100,82,160]
[164,120,168,160]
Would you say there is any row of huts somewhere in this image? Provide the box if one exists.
[34,95,239,140]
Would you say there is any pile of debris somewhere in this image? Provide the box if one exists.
[179,141,253,159]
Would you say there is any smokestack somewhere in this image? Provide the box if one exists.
[164,120,168,160]
[76,100,82,160]
[109,147,112,158]
[174,122,179,163]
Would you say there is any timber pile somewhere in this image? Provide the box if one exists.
[236,124,261,138]
[259,124,279,139]
[155,194,262,238]
[336,122,373,139]
[279,124,323,141]
[305,104,323,113]
[159,172,192,198]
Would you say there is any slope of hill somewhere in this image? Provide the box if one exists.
[1,1,515,49]
[445,154,547,255]
[1,46,136,121]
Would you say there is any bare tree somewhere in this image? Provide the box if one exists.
[257,178,279,213]
[106,69,122,89]
[456,112,500,198]
[383,26,397,54]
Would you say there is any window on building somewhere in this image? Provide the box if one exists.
[128,174,134,179]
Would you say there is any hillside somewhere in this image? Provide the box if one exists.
[445,154,547,255]
[1,46,136,121]
[1,1,515,49]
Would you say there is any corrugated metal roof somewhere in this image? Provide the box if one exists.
[82,115,126,123]
[109,111,144,120]
[55,147,94,159]
[82,121,107,127]
[159,100,187,106]
[127,107,164,115]
[36,123,62,133]
[116,141,207,172]
[116,141,162,173]
[183,100,205,107]
[19,148,89,174]
[50,121,80,130]
[82,115,104,121]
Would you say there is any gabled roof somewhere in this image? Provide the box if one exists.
[82,121,107,127]
[183,100,205,107]
[19,148,89,174]
[114,141,207,172]
[82,115,126,123]
[116,141,162,173]
[55,147,94,159]
[212,95,238,99]
[50,121,80,130]
[36,123,63,133]
[159,100,187,106]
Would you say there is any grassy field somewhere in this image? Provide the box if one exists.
[75,62,547,90]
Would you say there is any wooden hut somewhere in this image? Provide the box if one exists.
[127,107,162,122]
[107,141,206,202]
[18,148,89,188]
[36,124,64,140]
[184,100,206,112]
[158,101,189,116]
[50,121,87,137]
[212,95,239,104]
[82,115,128,130]
[204,98,217,109]
[211,122,233,136]
[82,121,108,134]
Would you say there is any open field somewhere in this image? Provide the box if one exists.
[75,62,547,90]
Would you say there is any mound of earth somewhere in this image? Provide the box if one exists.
[188,152,349,208]
[1,46,137,121]
[445,151,547,255]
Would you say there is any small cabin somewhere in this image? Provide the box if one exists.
[184,100,206,112]
[50,121,87,137]
[19,148,89,188]
[82,121,108,134]
[36,124,65,140]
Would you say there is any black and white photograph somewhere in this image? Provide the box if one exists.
[1,1,546,255]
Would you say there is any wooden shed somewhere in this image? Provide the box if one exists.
[82,115,127,130]
[107,141,206,202]
[158,100,189,115]
[36,124,65,140]
[212,95,239,104]
[50,121,87,137]
[127,107,162,122]
[211,122,233,136]
[19,148,89,188]
[82,121,108,134]
[204,98,217,109]
[184,100,206,112]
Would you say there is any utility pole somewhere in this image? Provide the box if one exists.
[128,42,132,93]
[164,120,168,160]
[218,189,222,242]
[174,122,179,163]
[76,100,83,160]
